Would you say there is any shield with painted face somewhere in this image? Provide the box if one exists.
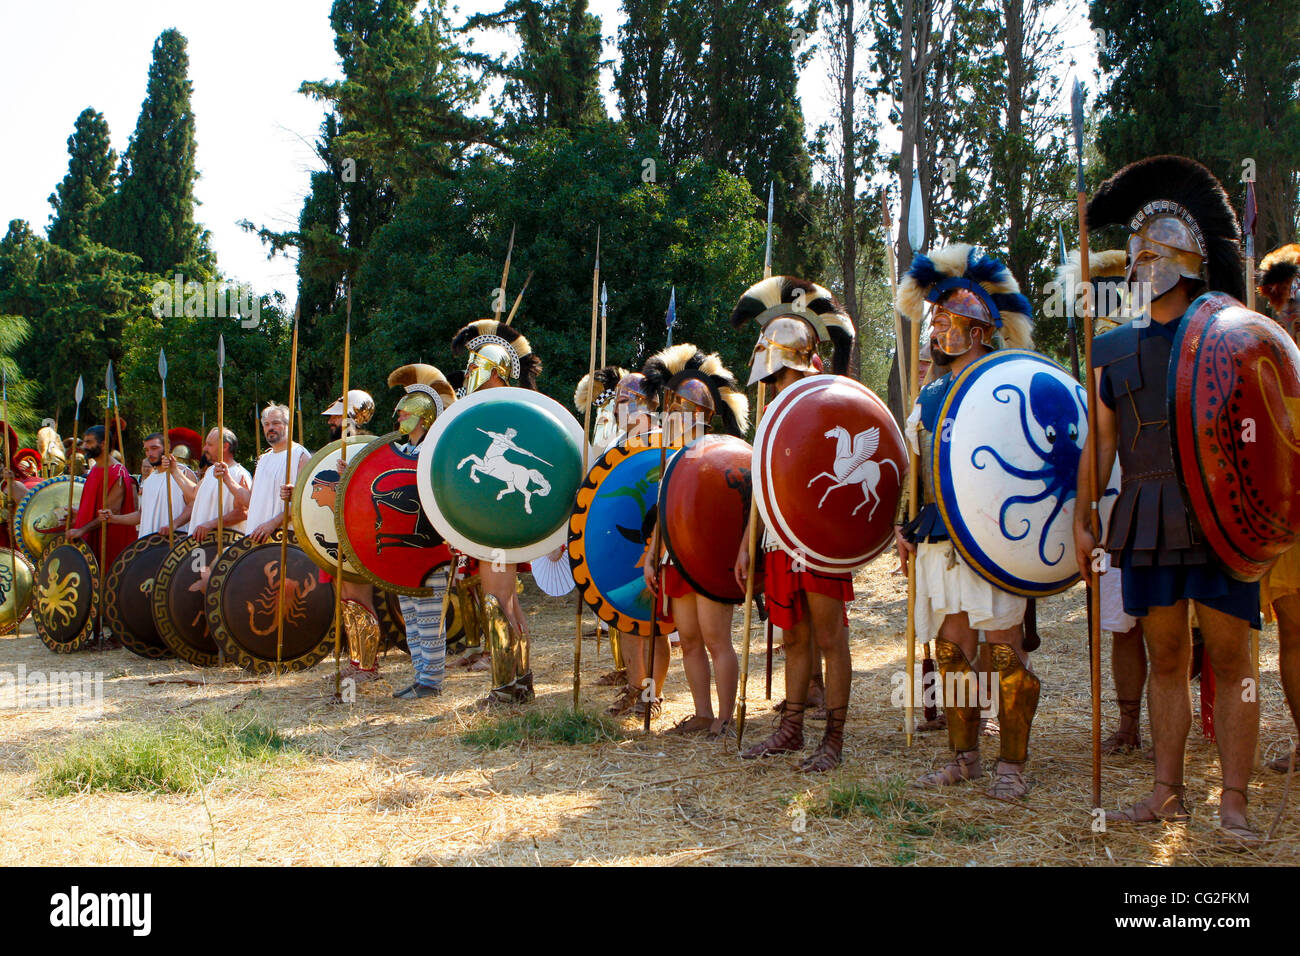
[152,529,243,667]
[934,349,1087,596]
[0,547,36,637]
[336,432,452,597]
[204,528,337,675]
[1171,292,1300,581]
[15,475,85,565]
[754,375,907,573]
[33,538,98,653]
[569,432,676,636]
[104,532,175,659]
[419,387,585,563]
[659,434,752,603]
[292,436,372,581]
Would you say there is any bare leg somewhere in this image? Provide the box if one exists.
[1197,603,1259,837]
[798,593,851,771]
[1104,622,1146,753]
[1270,595,1300,770]
[672,594,715,721]
[697,597,738,734]
[479,563,527,636]
[742,602,810,758]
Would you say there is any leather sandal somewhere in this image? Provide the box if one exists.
[1266,748,1300,774]
[741,702,805,759]
[1105,780,1190,824]
[987,761,1029,801]
[1217,786,1263,848]
[666,714,713,736]
[917,749,982,788]
[798,706,846,773]
[1101,699,1143,755]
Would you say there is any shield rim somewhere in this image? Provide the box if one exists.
[419,387,585,563]
[660,433,750,604]
[204,526,337,675]
[292,435,372,583]
[1169,291,1297,582]
[0,547,36,637]
[568,431,676,637]
[32,536,99,653]
[335,431,444,597]
[152,529,243,667]
[104,531,176,660]
[753,374,905,573]
[934,348,1083,597]
[15,475,85,565]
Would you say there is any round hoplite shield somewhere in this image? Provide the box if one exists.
[152,530,243,667]
[659,433,752,603]
[419,387,585,563]
[754,375,907,573]
[0,547,36,636]
[32,537,98,653]
[292,436,372,582]
[204,528,337,675]
[15,475,85,565]
[104,532,176,660]
[569,432,676,636]
[336,432,451,597]
[934,349,1087,597]
[1171,293,1300,581]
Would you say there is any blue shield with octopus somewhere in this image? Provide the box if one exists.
[933,350,1087,596]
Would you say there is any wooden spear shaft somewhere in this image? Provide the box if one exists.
[97,383,110,649]
[574,229,600,709]
[644,433,667,734]
[333,287,352,698]
[735,382,767,749]
[2,377,15,633]
[275,306,301,675]
[217,337,226,568]
[65,379,83,534]
[159,355,175,550]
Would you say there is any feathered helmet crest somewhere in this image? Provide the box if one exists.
[729,276,855,384]
[641,343,749,436]
[1258,243,1300,314]
[388,363,456,435]
[574,366,628,414]
[897,243,1033,352]
[1055,248,1128,331]
[451,319,541,393]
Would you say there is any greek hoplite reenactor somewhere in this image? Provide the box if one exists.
[165,427,251,539]
[451,318,542,705]
[244,403,311,543]
[732,277,859,772]
[1072,156,1264,841]
[1057,249,1149,756]
[384,364,457,699]
[65,424,137,570]
[890,244,1039,799]
[316,389,384,682]
[642,346,749,737]
[103,431,194,538]
[37,425,66,478]
[574,366,630,684]
[1256,242,1300,773]
[0,427,40,544]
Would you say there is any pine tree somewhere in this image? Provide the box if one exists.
[101,28,209,277]
[47,108,117,250]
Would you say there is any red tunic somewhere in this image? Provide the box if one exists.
[761,549,852,631]
[75,462,138,570]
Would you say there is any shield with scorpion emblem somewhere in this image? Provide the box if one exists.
[754,375,907,573]
[204,527,337,674]
[292,436,372,582]
[152,529,244,667]
[32,537,98,652]
[934,349,1087,597]
[336,432,452,597]
[105,532,175,660]
[659,433,753,603]
[419,387,584,563]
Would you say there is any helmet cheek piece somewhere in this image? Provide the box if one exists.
[746,316,819,387]
[394,391,439,435]
[1124,208,1207,303]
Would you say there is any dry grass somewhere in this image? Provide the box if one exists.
[0,559,1296,866]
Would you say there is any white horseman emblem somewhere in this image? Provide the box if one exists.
[807,426,900,519]
[458,427,554,514]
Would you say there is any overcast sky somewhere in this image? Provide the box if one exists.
[0,0,1097,304]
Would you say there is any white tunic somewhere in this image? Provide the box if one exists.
[190,460,252,531]
[138,466,194,537]
[247,444,310,531]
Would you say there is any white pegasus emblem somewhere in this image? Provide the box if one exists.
[807,425,900,519]
[457,427,553,514]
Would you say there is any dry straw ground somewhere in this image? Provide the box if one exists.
[1,559,1296,866]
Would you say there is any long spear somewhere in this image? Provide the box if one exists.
[505,271,534,325]
[599,281,608,370]
[217,334,226,556]
[2,370,15,634]
[1073,78,1103,811]
[903,166,925,747]
[158,350,176,550]
[65,376,84,534]
[254,374,262,458]
[1244,180,1257,313]
[96,362,114,650]
[645,433,667,734]
[574,228,600,709]
[495,224,517,325]
[333,285,353,699]
[276,304,301,674]
[882,186,905,411]
[737,183,777,749]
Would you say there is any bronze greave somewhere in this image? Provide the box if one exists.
[935,638,980,753]
[483,594,534,703]
[990,643,1040,764]
[342,599,380,670]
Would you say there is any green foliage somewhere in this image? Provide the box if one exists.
[460,707,623,749]
[37,714,299,796]
[47,108,117,250]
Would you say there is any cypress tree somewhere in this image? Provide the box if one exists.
[47,108,117,250]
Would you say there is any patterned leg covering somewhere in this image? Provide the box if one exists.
[989,643,1040,765]
[342,599,381,680]
[935,639,980,753]
[398,568,448,690]
[483,594,534,704]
